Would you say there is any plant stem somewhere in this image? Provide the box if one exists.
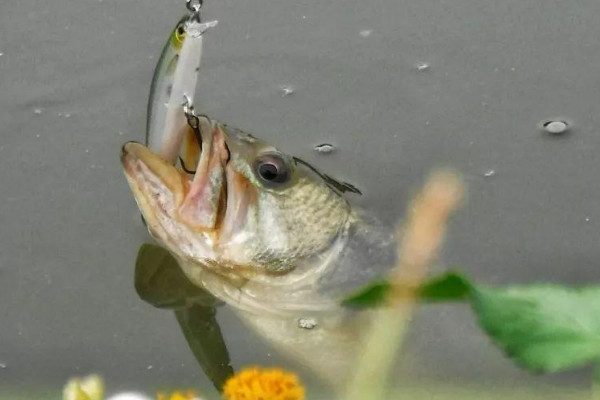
[344,171,463,400]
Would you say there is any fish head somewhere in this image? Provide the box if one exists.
[122,118,354,276]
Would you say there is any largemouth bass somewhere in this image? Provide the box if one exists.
[122,117,396,386]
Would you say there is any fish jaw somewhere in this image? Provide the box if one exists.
[121,142,187,228]
[120,142,218,261]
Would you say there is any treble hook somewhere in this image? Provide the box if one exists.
[182,95,203,151]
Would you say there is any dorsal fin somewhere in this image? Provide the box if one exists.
[293,157,362,195]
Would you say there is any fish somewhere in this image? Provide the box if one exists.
[146,14,217,166]
[121,117,397,387]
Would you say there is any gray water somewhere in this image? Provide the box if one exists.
[2,0,600,397]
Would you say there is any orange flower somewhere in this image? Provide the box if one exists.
[156,390,199,400]
[223,367,305,400]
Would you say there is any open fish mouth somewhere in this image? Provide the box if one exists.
[121,118,230,235]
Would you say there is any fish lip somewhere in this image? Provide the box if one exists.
[120,140,187,225]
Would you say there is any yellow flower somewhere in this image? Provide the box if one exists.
[63,375,105,400]
[223,367,305,400]
[156,390,199,400]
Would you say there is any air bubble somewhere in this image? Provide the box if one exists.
[359,30,372,37]
[298,317,317,330]
[146,365,153,370]
[416,62,430,71]
[279,85,295,97]
[314,143,334,153]
[542,120,569,135]
[483,169,496,178]
[33,108,43,115]
[0,363,6,369]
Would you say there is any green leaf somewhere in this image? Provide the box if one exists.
[342,281,390,308]
[419,272,471,301]
[175,305,235,392]
[342,272,471,308]
[135,244,219,309]
[471,285,600,373]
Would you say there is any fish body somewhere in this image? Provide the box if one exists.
[122,118,396,386]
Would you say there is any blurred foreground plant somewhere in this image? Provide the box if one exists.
[343,173,600,398]
[223,367,305,400]
[345,171,464,400]
[63,367,303,400]
[63,375,104,400]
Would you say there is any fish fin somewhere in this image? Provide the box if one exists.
[293,157,362,195]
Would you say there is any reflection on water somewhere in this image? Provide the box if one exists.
[135,244,233,392]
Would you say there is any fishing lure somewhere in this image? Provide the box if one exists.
[146,2,217,166]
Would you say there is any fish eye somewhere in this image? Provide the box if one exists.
[254,153,291,186]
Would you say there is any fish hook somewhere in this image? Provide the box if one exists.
[182,95,204,152]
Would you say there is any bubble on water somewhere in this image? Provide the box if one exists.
[0,363,6,369]
[107,393,152,400]
[146,365,153,370]
[298,317,317,330]
[585,217,591,222]
[33,108,43,115]
[0,52,4,57]
[279,85,295,97]
[359,29,373,37]
[542,120,569,135]
[314,143,334,154]
[483,169,496,178]
[416,62,430,71]
[85,149,90,154]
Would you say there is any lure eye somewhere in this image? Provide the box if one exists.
[254,153,291,186]
[175,24,186,44]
